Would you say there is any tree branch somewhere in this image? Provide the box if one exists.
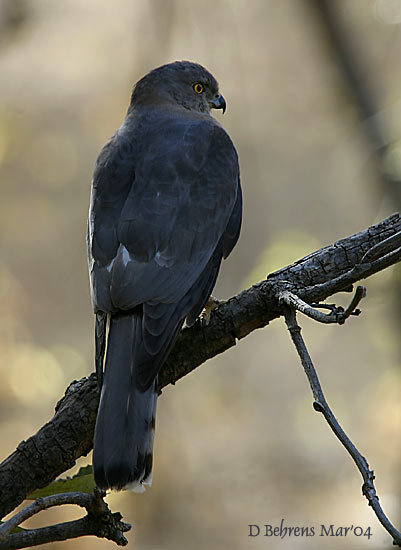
[307,0,401,200]
[1,213,401,523]
[0,489,130,549]
[278,285,365,324]
[282,305,401,546]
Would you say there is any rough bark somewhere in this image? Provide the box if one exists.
[0,491,130,548]
[1,213,400,520]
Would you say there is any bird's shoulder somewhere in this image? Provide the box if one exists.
[133,106,236,156]
[93,107,237,182]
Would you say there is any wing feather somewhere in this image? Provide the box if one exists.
[88,109,241,371]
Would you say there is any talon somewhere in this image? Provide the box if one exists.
[200,296,221,326]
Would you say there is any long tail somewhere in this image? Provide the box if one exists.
[93,312,157,492]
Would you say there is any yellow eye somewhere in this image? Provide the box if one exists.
[193,83,204,94]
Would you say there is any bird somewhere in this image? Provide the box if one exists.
[87,61,242,492]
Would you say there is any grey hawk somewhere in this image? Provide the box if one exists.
[87,61,242,491]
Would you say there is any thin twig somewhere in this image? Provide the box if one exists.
[341,285,366,321]
[0,491,130,548]
[301,243,401,304]
[0,493,90,540]
[282,305,401,547]
[360,231,401,263]
[279,290,344,323]
[278,285,365,325]
[307,0,401,203]
[309,303,338,311]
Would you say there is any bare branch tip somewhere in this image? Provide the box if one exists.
[279,287,365,326]
[360,230,401,264]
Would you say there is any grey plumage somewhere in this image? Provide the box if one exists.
[87,61,242,491]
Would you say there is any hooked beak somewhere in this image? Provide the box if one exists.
[209,94,226,114]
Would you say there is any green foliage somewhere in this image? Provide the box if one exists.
[26,465,95,499]
[0,522,26,533]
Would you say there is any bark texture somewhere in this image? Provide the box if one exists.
[1,213,400,519]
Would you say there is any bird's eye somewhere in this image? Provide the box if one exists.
[193,83,204,94]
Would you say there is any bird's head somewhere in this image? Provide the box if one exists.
[130,61,226,115]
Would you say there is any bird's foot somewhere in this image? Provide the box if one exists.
[200,295,223,326]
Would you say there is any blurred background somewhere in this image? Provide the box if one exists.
[1,0,401,548]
